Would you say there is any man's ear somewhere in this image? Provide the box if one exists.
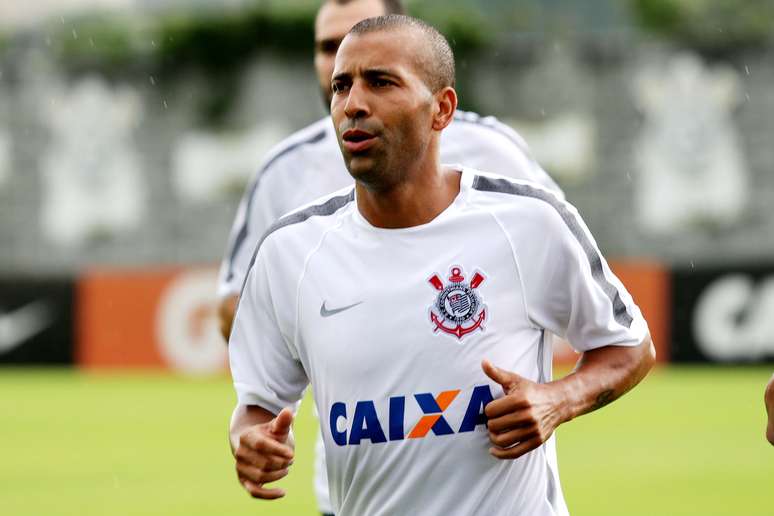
[432,87,457,131]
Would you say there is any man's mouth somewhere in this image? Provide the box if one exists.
[342,129,378,153]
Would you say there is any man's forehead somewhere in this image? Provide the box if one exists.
[334,29,419,73]
[315,0,386,42]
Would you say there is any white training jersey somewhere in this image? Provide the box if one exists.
[229,169,648,516]
[220,111,562,513]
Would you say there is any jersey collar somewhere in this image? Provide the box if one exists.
[350,167,472,234]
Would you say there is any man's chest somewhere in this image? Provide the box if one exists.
[293,232,541,389]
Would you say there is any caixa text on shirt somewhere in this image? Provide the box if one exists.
[329,385,494,445]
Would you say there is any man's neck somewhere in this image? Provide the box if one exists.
[355,164,461,229]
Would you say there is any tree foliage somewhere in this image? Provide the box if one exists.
[632,0,774,54]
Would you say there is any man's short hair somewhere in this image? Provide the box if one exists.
[330,0,406,15]
[348,14,455,92]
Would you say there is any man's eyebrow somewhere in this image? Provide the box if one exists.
[331,71,351,82]
[332,68,399,83]
[363,68,400,80]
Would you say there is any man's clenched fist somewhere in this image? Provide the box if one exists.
[482,360,567,460]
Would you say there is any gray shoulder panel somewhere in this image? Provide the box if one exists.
[240,188,355,295]
[472,175,633,328]
[225,126,328,282]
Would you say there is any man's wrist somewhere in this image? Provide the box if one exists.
[546,379,577,426]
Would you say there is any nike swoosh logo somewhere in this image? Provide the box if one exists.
[0,301,54,354]
[320,301,363,317]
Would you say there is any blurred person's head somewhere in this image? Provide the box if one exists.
[315,0,406,108]
[331,15,456,189]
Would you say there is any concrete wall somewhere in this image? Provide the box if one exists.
[1,35,772,273]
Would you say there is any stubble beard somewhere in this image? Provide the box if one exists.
[341,115,432,192]
[345,151,395,192]
[346,136,421,193]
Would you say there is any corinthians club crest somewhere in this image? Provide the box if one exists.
[428,265,487,340]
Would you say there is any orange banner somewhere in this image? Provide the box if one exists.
[76,267,227,373]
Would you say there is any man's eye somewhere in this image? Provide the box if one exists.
[373,79,392,88]
[332,82,348,93]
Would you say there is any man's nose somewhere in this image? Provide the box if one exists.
[344,81,370,119]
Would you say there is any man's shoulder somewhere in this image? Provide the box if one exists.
[446,110,529,151]
[257,117,337,175]
[469,171,564,207]
[258,186,356,253]
[467,170,570,227]
[466,170,586,263]
[244,186,355,285]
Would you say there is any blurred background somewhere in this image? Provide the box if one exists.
[1,0,772,515]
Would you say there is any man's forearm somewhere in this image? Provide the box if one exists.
[552,334,656,424]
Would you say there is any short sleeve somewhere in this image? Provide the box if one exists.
[228,243,308,413]
[515,194,648,352]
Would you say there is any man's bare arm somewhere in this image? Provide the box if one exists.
[230,404,296,499]
[553,333,656,421]
[484,334,656,459]
[765,374,774,445]
[218,294,239,342]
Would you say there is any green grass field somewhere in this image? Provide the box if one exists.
[1,366,772,515]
